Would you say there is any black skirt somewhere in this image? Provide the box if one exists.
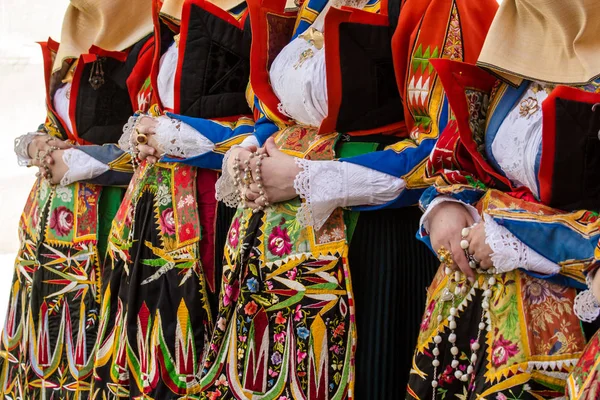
[350,206,439,398]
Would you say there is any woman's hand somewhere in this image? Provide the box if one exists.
[227,145,257,179]
[135,117,161,163]
[428,201,476,280]
[245,137,300,208]
[464,222,493,270]
[28,136,72,178]
[41,149,69,185]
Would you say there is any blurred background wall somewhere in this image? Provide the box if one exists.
[0,0,69,326]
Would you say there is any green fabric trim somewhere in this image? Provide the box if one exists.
[97,187,124,263]
[335,141,379,243]
[336,141,379,158]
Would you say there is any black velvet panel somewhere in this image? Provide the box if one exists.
[336,22,403,133]
[74,36,152,145]
[388,0,402,31]
[550,98,600,212]
[179,5,251,119]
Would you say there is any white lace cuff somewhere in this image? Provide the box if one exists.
[60,148,110,186]
[118,115,139,152]
[483,213,560,275]
[294,159,404,230]
[14,132,45,166]
[574,273,600,322]
[154,116,214,158]
[215,137,259,207]
[420,196,482,234]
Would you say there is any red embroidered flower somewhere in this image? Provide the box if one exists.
[491,335,519,366]
[49,206,74,236]
[159,208,176,235]
[174,167,192,188]
[268,226,292,257]
[244,301,258,315]
[275,311,287,325]
[179,222,195,242]
[420,300,436,331]
[228,218,240,247]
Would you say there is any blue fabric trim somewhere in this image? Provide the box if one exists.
[493,216,600,264]
[340,137,436,178]
[419,185,484,210]
[75,144,127,165]
[484,82,529,175]
[292,0,328,38]
[163,151,224,170]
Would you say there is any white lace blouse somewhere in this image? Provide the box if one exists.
[265,30,405,230]
[422,83,560,275]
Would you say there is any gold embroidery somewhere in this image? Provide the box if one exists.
[293,48,314,69]
[299,27,324,50]
[518,96,540,118]
[174,34,181,48]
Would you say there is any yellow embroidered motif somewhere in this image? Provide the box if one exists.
[294,48,315,69]
[298,27,324,50]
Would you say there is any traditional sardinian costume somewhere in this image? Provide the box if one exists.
[89,0,254,397]
[407,1,600,398]
[0,1,154,397]
[197,0,496,397]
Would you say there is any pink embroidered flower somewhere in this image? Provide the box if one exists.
[268,226,292,257]
[274,332,286,343]
[266,281,274,290]
[329,344,342,355]
[49,206,74,236]
[244,301,258,315]
[287,268,297,281]
[223,283,239,306]
[420,300,436,331]
[491,335,519,366]
[278,396,290,400]
[496,394,508,400]
[228,218,240,247]
[297,349,307,363]
[268,367,279,377]
[159,208,176,235]
[293,304,303,322]
[179,222,195,242]
[217,317,227,331]
[275,311,287,325]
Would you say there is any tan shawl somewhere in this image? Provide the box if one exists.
[53,0,154,71]
[477,0,600,85]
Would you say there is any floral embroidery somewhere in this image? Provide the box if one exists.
[49,206,74,236]
[465,89,490,154]
[228,218,240,247]
[491,334,519,367]
[159,208,176,235]
[268,226,292,257]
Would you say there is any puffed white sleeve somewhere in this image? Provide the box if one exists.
[294,159,405,230]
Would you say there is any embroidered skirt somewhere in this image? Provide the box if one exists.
[0,179,122,399]
[406,266,587,400]
[199,126,438,399]
[567,329,600,399]
[90,162,227,398]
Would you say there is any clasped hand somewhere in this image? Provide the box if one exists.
[227,137,300,209]
[28,135,72,184]
[428,202,494,281]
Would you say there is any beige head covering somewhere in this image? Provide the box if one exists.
[477,0,600,85]
[53,0,154,71]
[160,0,185,21]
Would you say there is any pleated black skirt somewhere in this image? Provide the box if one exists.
[350,206,439,398]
